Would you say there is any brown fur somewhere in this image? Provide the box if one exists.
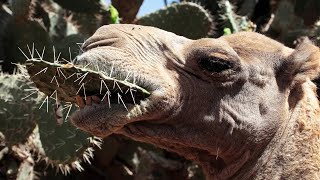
[71,24,320,179]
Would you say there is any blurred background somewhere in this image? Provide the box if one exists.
[0,0,320,179]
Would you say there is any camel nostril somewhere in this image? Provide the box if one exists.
[82,37,120,52]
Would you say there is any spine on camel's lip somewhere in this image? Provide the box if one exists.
[25,59,151,104]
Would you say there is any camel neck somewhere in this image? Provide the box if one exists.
[234,82,320,179]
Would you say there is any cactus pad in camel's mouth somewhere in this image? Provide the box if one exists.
[26,59,151,108]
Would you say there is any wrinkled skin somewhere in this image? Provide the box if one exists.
[71,24,320,179]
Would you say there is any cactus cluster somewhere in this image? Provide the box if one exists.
[0,72,102,176]
[0,0,113,74]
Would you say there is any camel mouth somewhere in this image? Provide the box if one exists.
[73,84,149,109]
[70,87,170,137]
[68,64,167,137]
[68,44,172,136]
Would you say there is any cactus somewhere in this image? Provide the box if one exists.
[0,72,102,174]
[26,59,150,103]
[1,0,115,73]
[182,0,255,36]
[0,74,37,146]
[218,0,256,33]
[136,2,214,39]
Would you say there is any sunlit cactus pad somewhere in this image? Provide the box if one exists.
[26,59,151,104]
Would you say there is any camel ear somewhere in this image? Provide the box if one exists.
[279,38,320,87]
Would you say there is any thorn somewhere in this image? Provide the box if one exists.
[91,137,103,149]
[83,62,91,69]
[130,88,136,105]
[56,52,61,63]
[57,67,67,79]
[26,43,35,59]
[85,147,94,158]
[72,56,77,64]
[23,88,39,92]
[66,72,76,79]
[39,96,49,113]
[53,46,57,63]
[118,93,128,111]
[35,49,42,60]
[32,43,35,59]
[124,71,131,81]
[21,89,39,100]
[114,81,123,93]
[109,62,114,77]
[123,165,133,176]
[31,67,48,78]
[77,44,84,53]
[65,165,71,175]
[18,47,30,60]
[41,46,46,60]
[69,47,72,63]
[74,161,84,172]
[61,58,70,64]
[101,90,111,108]
[66,129,76,139]
[64,104,73,121]
[50,76,59,87]
[74,72,88,85]
[83,153,91,164]
[100,79,110,94]
[76,83,86,100]
[49,90,58,102]
[35,46,46,60]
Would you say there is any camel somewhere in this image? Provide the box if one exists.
[70,24,320,179]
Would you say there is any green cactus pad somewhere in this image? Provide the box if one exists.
[136,2,214,39]
[33,102,100,174]
[0,74,37,146]
[0,72,102,174]
[26,59,150,104]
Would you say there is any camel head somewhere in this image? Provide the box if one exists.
[71,24,320,179]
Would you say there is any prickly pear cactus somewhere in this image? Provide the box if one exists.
[0,73,37,146]
[219,0,255,33]
[33,122,101,174]
[136,2,214,39]
[0,71,102,174]
[26,59,150,104]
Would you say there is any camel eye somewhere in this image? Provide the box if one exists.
[198,57,233,73]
